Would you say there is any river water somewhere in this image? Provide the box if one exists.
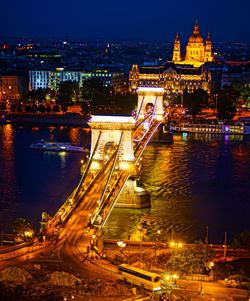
[0,124,249,244]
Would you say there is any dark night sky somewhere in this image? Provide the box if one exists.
[1,0,250,43]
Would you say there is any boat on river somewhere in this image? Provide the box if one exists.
[30,140,89,152]
[0,111,10,124]
[170,121,250,135]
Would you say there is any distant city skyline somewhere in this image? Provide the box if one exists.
[1,0,250,43]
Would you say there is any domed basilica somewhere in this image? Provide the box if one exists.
[173,21,213,67]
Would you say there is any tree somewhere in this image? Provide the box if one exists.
[0,102,6,110]
[111,92,137,114]
[31,104,38,113]
[57,81,79,109]
[183,88,208,119]
[11,218,34,241]
[16,104,22,112]
[28,88,48,102]
[172,95,181,105]
[81,101,90,115]
[81,78,109,101]
[164,240,214,275]
[52,104,60,113]
[232,231,250,250]
[25,105,32,112]
[10,104,17,112]
[217,87,237,120]
[38,104,45,113]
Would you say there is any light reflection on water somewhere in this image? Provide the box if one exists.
[104,133,250,243]
[0,124,249,243]
[0,124,89,232]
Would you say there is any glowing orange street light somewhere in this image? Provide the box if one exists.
[170,241,183,248]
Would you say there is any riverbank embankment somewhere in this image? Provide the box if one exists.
[7,113,89,126]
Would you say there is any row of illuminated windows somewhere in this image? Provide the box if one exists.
[189,50,202,55]
[189,127,244,133]
[30,71,112,77]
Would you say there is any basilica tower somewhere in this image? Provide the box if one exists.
[172,33,181,62]
[204,33,213,62]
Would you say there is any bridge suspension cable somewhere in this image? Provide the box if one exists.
[135,96,144,122]
[91,132,124,224]
[134,121,162,164]
[72,131,102,201]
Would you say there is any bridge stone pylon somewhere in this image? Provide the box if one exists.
[137,87,165,121]
[88,115,136,170]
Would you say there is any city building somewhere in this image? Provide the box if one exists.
[172,21,213,67]
[29,69,128,93]
[0,74,28,101]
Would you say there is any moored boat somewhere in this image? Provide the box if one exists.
[30,141,89,152]
[170,122,250,135]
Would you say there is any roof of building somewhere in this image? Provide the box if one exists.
[138,63,202,75]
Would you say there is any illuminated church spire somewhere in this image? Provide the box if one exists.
[172,33,181,62]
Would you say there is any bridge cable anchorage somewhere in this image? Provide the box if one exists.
[133,96,158,143]
[135,96,144,122]
[72,131,102,200]
[91,132,124,225]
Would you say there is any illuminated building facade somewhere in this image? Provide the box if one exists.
[129,21,213,95]
[129,64,211,95]
[29,69,128,93]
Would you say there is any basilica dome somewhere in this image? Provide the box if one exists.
[188,21,203,43]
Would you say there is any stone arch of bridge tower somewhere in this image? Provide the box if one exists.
[88,116,136,170]
[103,140,118,162]
[137,87,165,121]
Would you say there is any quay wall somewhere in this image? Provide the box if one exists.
[7,113,89,126]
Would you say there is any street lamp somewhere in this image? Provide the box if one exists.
[155,230,161,262]
[170,241,183,249]
[117,241,126,248]
[117,241,126,256]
